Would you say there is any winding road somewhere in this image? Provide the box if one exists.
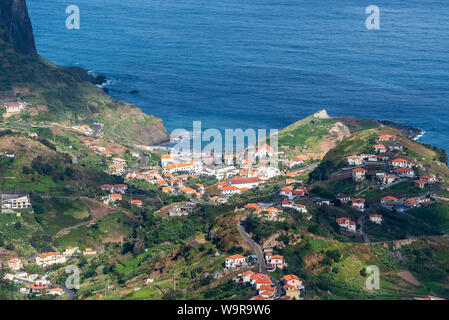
[237,222,267,273]
[237,220,282,298]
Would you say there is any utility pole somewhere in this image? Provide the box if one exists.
[173,275,176,291]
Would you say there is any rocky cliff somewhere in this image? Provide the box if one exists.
[0,0,36,56]
[0,0,169,145]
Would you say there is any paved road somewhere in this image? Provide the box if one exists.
[91,123,103,138]
[357,213,371,243]
[237,222,266,273]
[237,221,282,299]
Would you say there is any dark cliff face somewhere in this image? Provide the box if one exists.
[0,0,37,56]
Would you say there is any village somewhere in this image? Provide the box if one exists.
[1,115,448,300]
[1,245,96,297]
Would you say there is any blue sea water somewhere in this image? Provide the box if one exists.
[27,1,449,151]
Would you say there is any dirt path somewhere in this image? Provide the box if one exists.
[397,271,421,287]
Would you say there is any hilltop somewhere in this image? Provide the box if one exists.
[0,0,169,146]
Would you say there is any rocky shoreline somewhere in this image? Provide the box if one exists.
[379,120,423,141]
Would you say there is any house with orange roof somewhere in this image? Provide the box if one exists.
[162,186,174,193]
[130,199,143,208]
[352,167,367,182]
[110,164,125,175]
[254,278,272,290]
[369,214,383,224]
[292,186,307,197]
[281,274,304,290]
[217,181,227,189]
[391,158,410,168]
[221,186,241,196]
[414,179,428,189]
[395,167,415,178]
[336,217,356,232]
[266,254,286,271]
[351,198,366,211]
[381,195,400,205]
[225,254,247,269]
[280,185,294,199]
[404,198,420,208]
[282,200,307,213]
[244,202,261,211]
[285,172,299,177]
[374,144,387,153]
[240,270,256,283]
[103,193,123,205]
[7,258,23,271]
[4,102,25,114]
[259,289,275,299]
[229,176,261,189]
[35,252,67,267]
[377,134,395,142]
[48,288,64,296]
[209,196,220,202]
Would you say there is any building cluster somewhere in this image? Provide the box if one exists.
[73,124,94,136]
[168,202,196,217]
[381,194,432,212]
[1,245,96,296]
[264,250,287,272]
[82,140,114,158]
[346,134,433,186]
[237,270,304,300]
[99,184,129,205]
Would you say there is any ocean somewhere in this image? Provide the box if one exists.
[27,0,449,151]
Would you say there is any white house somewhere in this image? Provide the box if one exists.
[352,168,367,182]
[225,254,246,269]
[35,252,67,267]
[391,158,410,168]
[347,155,364,166]
[395,167,415,178]
[229,176,261,189]
[63,246,80,256]
[369,214,383,224]
[1,194,32,210]
[220,186,241,196]
[7,258,23,272]
[4,102,25,113]
[336,217,356,232]
[255,144,275,158]
[351,198,366,211]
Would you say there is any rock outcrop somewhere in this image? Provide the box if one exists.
[0,0,37,56]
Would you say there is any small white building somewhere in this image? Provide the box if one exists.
[225,254,246,269]
[1,194,32,210]
[7,258,23,272]
[369,214,383,224]
[336,217,356,232]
